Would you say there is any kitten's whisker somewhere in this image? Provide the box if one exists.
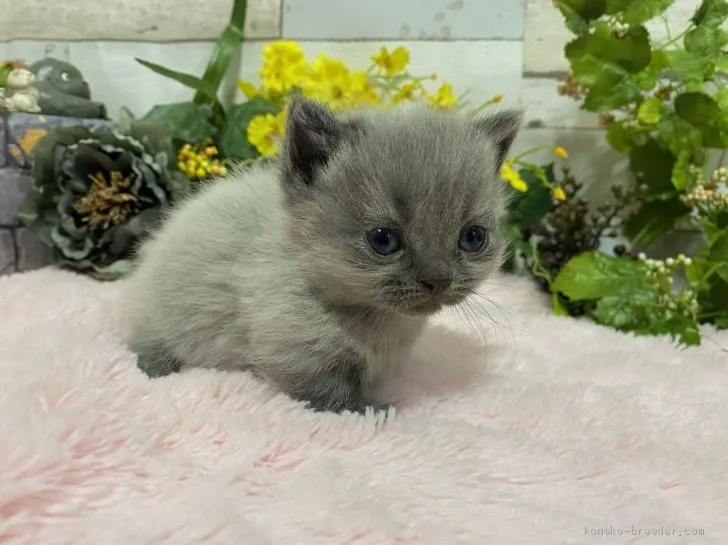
[467,293,529,340]
[449,304,488,366]
[470,292,526,329]
[461,296,517,352]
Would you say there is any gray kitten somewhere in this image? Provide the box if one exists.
[120,97,522,414]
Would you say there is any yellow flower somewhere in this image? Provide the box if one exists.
[237,80,260,99]
[260,41,307,96]
[492,95,503,104]
[346,71,380,107]
[247,110,287,156]
[371,46,410,76]
[552,186,567,201]
[301,54,353,109]
[554,146,568,159]
[425,82,458,110]
[501,161,528,192]
[391,81,419,104]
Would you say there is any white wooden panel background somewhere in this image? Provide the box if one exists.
[0,0,706,207]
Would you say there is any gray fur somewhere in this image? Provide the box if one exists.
[119,98,522,414]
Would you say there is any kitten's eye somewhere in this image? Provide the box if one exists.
[366,228,401,255]
[459,226,489,253]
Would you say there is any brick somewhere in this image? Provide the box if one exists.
[0,167,30,226]
[15,227,49,272]
[283,0,525,40]
[0,228,16,276]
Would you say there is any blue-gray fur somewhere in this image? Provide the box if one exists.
[119,97,523,414]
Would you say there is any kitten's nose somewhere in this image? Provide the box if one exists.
[420,277,452,294]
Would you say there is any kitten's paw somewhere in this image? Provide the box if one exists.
[359,401,392,416]
[303,395,392,416]
[131,342,183,378]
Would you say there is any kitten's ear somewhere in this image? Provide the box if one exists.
[474,109,523,169]
[282,97,344,188]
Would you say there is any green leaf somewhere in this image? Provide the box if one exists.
[629,138,676,194]
[686,257,713,292]
[717,210,728,230]
[555,0,607,28]
[566,23,652,73]
[638,97,663,124]
[592,292,654,328]
[552,252,645,300]
[679,324,702,346]
[555,2,589,33]
[553,292,570,316]
[622,198,691,246]
[607,0,676,24]
[193,0,248,106]
[582,63,642,110]
[218,97,280,160]
[684,26,728,57]
[714,315,728,328]
[709,277,728,312]
[671,150,693,190]
[507,166,554,226]
[709,230,728,261]
[656,113,704,157]
[667,50,715,84]
[135,58,221,103]
[609,25,653,73]
[675,92,722,126]
[692,0,728,27]
[647,316,702,346]
[717,55,728,74]
[606,121,637,152]
[142,102,216,144]
[715,88,728,111]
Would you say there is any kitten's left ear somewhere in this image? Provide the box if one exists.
[473,109,524,169]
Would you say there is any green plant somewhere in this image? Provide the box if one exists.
[547,0,728,346]
[133,0,253,170]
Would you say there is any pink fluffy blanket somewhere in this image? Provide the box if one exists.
[1,268,727,544]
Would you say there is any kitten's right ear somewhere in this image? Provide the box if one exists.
[282,97,344,189]
[473,109,524,170]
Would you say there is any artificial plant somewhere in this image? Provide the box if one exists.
[545,0,728,346]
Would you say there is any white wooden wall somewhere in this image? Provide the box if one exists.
[0,0,705,208]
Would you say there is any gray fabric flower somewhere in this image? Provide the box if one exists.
[18,121,190,279]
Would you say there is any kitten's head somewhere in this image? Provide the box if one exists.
[280,97,522,316]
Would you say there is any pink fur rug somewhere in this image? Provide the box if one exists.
[1,268,727,544]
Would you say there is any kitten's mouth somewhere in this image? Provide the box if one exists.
[404,294,460,316]
[407,300,443,315]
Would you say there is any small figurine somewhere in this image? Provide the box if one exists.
[29,58,107,119]
[0,60,41,113]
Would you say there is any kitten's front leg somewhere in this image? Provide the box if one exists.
[274,352,390,415]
